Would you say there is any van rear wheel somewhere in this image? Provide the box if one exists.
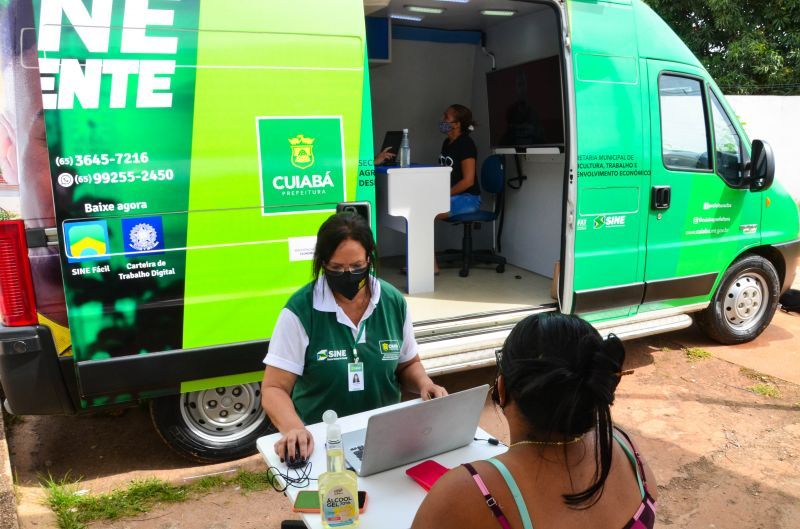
[150,382,276,463]
[697,255,780,345]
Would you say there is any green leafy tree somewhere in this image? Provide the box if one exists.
[0,207,18,220]
[646,0,800,94]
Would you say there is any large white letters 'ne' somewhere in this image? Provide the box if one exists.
[38,0,177,54]
[38,0,113,53]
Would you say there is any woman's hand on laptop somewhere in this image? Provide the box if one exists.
[275,427,315,462]
[397,356,449,400]
[420,380,448,400]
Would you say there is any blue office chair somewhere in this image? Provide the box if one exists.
[441,155,507,278]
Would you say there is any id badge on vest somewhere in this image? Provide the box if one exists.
[348,361,364,392]
[348,324,366,392]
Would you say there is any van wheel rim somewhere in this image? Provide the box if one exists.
[723,273,767,332]
[180,383,265,443]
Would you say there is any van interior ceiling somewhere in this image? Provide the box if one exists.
[366,1,567,323]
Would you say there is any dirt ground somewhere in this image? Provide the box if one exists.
[7,309,800,529]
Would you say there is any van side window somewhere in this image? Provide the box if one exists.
[659,75,711,171]
[708,91,743,184]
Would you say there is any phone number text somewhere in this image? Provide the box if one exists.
[55,152,150,167]
[57,169,175,188]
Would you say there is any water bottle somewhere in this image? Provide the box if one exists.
[399,128,411,167]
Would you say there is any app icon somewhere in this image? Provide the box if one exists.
[64,220,110,262]
[122,216,164,255]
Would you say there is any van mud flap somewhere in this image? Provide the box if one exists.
[0,325,76,415]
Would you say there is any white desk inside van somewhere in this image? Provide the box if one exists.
[375,165,451,295]
[256,400,505,529]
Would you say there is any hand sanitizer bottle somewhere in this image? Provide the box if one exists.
[319,410,359,527]
[399,128,411,167]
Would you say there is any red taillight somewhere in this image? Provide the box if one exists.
[0,220,38,326]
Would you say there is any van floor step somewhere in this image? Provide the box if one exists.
[420,313,695,376]
[422,348,497,377]
[413,306,555,343]
[418,329,510,361]
[596,314,694,341]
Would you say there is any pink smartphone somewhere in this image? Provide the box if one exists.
[406,460,450,491]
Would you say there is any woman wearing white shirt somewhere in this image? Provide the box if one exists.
[261,213,447,465]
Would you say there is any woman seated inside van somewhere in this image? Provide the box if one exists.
[411,313,657,529]
[438,104,481,218]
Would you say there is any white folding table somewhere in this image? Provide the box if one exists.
[256,399,506,529]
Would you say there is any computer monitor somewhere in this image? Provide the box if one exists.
[486,55,564,149]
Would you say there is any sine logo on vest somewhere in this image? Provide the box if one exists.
[317,349,349,362]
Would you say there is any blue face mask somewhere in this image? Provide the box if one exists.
[439,120,453,134]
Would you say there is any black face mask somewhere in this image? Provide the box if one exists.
[326,269,368,300]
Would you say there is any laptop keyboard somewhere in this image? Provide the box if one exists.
[350,445,365,461]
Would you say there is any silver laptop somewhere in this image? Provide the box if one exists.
[342,385,489,477]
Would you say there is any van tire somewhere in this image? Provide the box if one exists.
[150,382,276,463]
[697,255,780,345]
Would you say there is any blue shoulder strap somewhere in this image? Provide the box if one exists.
[486,458,534,529]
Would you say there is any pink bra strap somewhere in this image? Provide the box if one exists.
[463,463,513,529]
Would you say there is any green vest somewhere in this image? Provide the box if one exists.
[286,278,408,425]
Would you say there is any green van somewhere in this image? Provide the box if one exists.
[0,0,798,462]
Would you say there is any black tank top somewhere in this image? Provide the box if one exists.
[439,134,479,195]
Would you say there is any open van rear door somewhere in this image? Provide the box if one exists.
[566,0,649,318]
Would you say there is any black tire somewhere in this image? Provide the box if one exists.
[696,254,780,345]
[150,382,276,463]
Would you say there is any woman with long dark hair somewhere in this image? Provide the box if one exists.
[412,313,657,529]
[261,213,447,464]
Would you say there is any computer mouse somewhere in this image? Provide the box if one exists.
[284,442,308,469]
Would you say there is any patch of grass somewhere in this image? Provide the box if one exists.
[231,469,275,492]
[749,383,780,399]
[43,469,278,529]
[739,367,775,384]
[683,347,711,361]
[192,474,227,493]
[740,367,761,380]
[43,476,187,529]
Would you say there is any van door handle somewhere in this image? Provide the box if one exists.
[651,186,671,210]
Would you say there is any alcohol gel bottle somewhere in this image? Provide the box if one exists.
[319,410,359,528]
[399,128,411,167]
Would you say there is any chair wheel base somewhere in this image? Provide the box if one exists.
[496,264,505,273]
[459,268,470,278]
